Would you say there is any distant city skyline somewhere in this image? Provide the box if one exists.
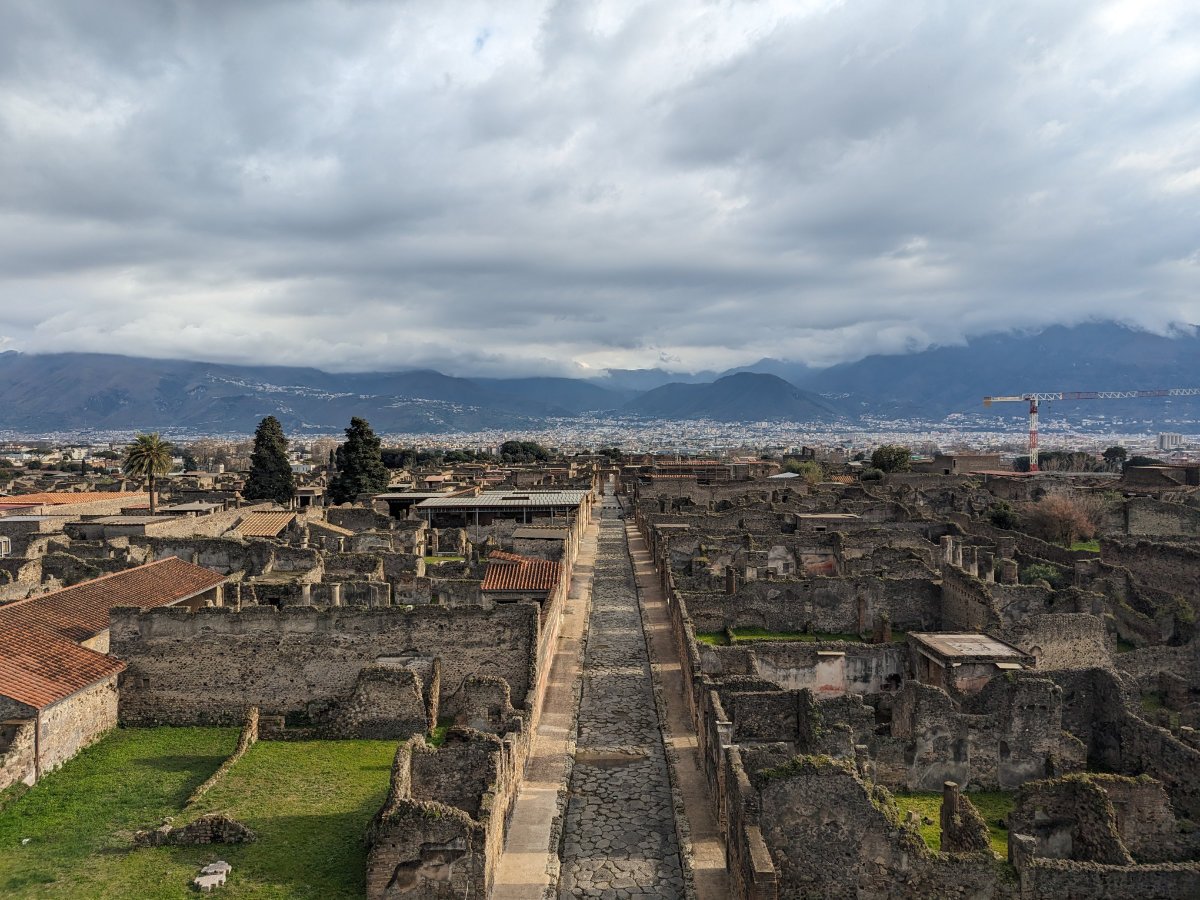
[2,1,1198,376]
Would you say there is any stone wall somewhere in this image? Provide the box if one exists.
[325,507,396,533]
[332,666,436,739]
[365,728,519,899]
[1007,773,1200,897]
[682,575,940,635]
[741,752,1003,898]
[1122,496,1200,538]
[111,604,539,731]
[700,641,905,698]
[939,566,1001,631]
[1049,667,1200,820]
[1010,774,1133,864]
[0,717,35,792]
[1011,853,1200,900]
[1001,614,1113,671]
[39,675,119,776]
[0,675,119,791]
[888,675,1077,791]
[186,706,260,805]
[1101,539,1200,607]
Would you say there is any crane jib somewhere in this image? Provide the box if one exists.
[981,387,1200,474]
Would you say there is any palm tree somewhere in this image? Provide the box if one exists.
[123,433,174,514]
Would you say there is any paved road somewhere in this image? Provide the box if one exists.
[491,499,598,900]
[558,497,685,900]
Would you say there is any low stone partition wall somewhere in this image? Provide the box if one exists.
[186,706,260,805]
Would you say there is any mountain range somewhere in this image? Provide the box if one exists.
[0,322,1197,434]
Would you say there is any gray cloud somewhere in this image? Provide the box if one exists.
[1,0,1198,376]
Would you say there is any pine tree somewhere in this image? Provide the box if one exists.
[244,416,296,505]
[329,416,390,504]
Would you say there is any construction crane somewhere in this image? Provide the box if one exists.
[982,388,1200,472]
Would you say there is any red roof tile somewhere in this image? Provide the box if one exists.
[0,491,143,506]
[235,511,296,537]
[480,550,562,594]
[0,557,226,644]
[0,629,124,710]
[0,557,225,709]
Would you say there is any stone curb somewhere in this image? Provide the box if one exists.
[544,504,601,900]
[624,506,700,900]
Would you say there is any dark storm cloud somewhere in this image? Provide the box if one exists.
[0,0,1197,376]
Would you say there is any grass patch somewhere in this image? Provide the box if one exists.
[892,791,1014,857]
[1141,691,1165,714]
[423,555,464,564]
[427,725,449,748]
[1069,540,1101,553]
[1140,692,1180,728]
[694,631,729,646]
[1115,637,1137,654]
[0,726,237,897]
[0,730,396,898]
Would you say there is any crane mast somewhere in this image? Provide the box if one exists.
[982,388,1200,472]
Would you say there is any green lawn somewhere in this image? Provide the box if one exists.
[892,790,1013,857]
[0,726,237,898]
[423,555,464,564]
[0,728,397,898]
[1069,540,1101,553]
[695,627,903,646]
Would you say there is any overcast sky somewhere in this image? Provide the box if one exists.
[1,0,1198,376]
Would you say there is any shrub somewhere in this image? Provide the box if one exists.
[1023,491,1105,546]
[1021,563,1067,589]
[860,467,884,481]
[783,459,825,484]
[989,501,1018,530]
[870,445,911,473]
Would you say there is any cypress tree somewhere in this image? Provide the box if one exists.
[329,416,390,504]
[244,416,296,505]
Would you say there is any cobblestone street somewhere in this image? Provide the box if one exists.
[558,497,685,900]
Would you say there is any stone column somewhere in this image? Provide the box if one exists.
[998,558,1019,585]
[963,546,979,578]
[978,551,995,582]
[939,781,960,840]
[940,535,955,566]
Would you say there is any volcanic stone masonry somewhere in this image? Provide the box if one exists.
[558,498,685,900]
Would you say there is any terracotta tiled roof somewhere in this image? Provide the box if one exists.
[0,557,225,709]
[480,550,562,594]
[0,557,226,644]
[0,629,124,710]
[236,511,296,537]
[309,520,355,537]
[0,491,143,506]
